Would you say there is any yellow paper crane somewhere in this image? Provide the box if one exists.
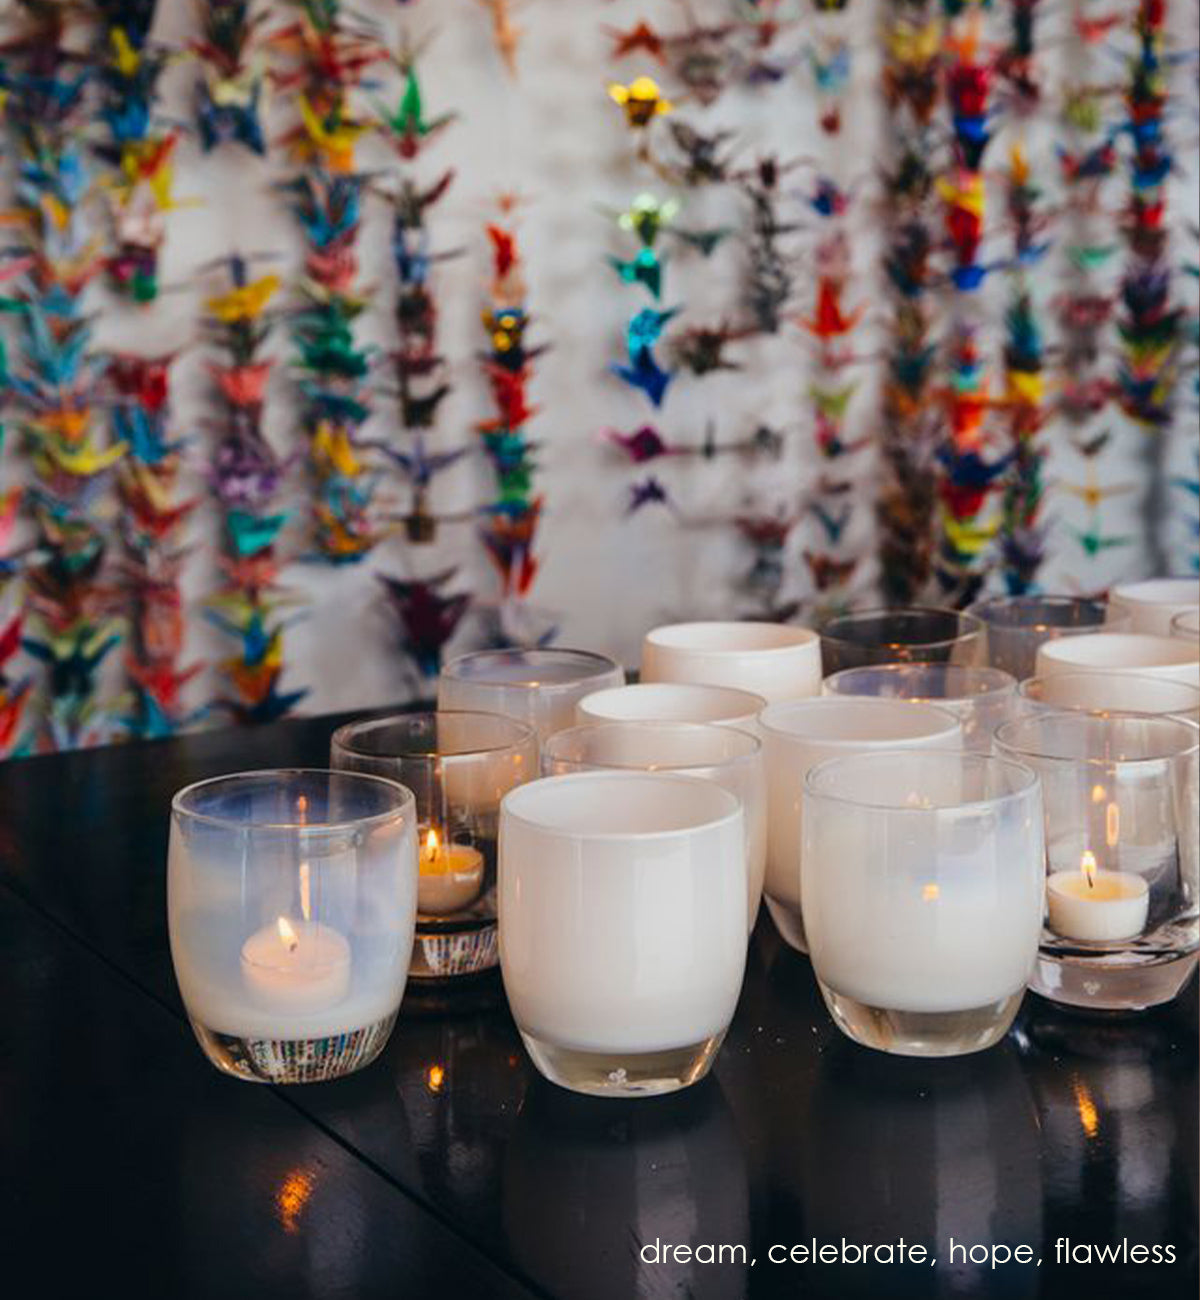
[311,422,363,478]
[608,76,672,129]
[206,273,281,324]
[296,94,368,172]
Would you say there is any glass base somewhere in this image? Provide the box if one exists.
[190,1012,397,1084]
[1031,947,1198,1012]
[764,896,808,954]
[520,1030,725,1097]
[410,917,499,980]
[817,984,1024,1057]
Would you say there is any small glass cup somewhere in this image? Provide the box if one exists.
[542,721,766,932]
[1018,672,1200,722]
[966,595,1125,680]
[1171,608,1200,643]
[331,712,537,981]
[758,698,963,953]
[802,751,1045,1057]
[823,664,1017,752]
[1035,632,1200,685]
[576,681,766,731]
[640,621,822,703]
[819,606,985,673]
[168,769,418,1084]
[1109,578,1199,637]
[499,771,747,1096]
[437,649,623,742]
[994,712,1200,1011]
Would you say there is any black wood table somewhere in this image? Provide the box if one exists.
[1,712,1196,1299]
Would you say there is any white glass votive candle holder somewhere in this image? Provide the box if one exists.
[1035,633,1200,687]
[576,681,766,732]
[640,621,821,703]
[1109,578,1199,636]
[823,664,1017,752]
[1017,672,1200,723]
[802,751,1045,1056]
[965,595,1125,680]
[819,605,986,673]
[168,769,418,1084]
[499,771,746,1096]
[1171,608,1200,643]
[542,721,766,932]
[995,712,1200,1011]
[331,711,537,981]
[758,698,963,953]
[438,648,624,741]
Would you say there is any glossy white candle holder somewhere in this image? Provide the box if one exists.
[802,751,1045,1056]
[331,712,537,981]
[499,771,746,1096]
[168,769,418,1084]
[995,712,1200,1012]
[1109,578,1199,637]
[1017,671,1200,722]
[1035,633,1200,687]
[1171,608,1200,643]
[818,605,986,674]
[542,721,766,932]
[640,621,821,703]
[438,648,624,741]
[758,698,963,953]
[966,595,1125,680]
[576,681,766,732]
[823,663,1016,752]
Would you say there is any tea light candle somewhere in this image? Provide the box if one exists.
[240,916,352,1012]
[418,828,484,916]
[1047,852,1149,942]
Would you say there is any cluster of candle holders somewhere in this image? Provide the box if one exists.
[168,585,1199,1092]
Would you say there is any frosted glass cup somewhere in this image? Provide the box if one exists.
[758,698,963,953]
[438,648,624,741]
[169,769,418,1084]
[1109,578,1199,636]
[803,751,1045,1057]
[499,772,746,1096]
[995,712,1200,1012]
[577,681,766,732]
[640,621,822,703]
[330,711,537,980]
[1035,633,1200,687]
[966,595,1124,680]
[1017,672,1200,723]
[542,721,766,932]
[819,606,986,673]
[823,664,1017,752]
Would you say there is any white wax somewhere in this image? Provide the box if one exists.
[418,841,484,916]
[1047,871,1148,941]
[240,919,351,1013]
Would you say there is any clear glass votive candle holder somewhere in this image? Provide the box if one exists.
[1171,608,1200,643]
[802,751,1045,1057]
[499,771,747,1096]
[576,681,766,732]
[168,769,418,1084]
[1109,578,1199,637]
[1017,672,1200,723]
[758,698,963,953]
[640,621,822,703]
[994,712,1200,1012]
[819,606,986,674]
[331,712,537,981]
[542,721,766,932]
[438,648,624,741]
[1035,633,1200,687]
[823,664,1017,752]
[965,595,1125,680]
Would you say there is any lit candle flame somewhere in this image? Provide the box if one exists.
[424,827,441,860]
[426,1064,446,1093]
[1090,783,1106,804]
[922,884,940,901]
[277,916,300,952]
[1080,851,1098,890]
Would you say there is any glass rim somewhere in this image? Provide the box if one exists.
[818,604,984,651]
[823,662,1016,701]
[502,769,743,840]
[1111,576,1200,605]
[994,711,1200,766]
[759,695,962,745]
[964,593,1118,630]
[1016,671,1200,710]
[171,768,415,832]
[1036,630,1200,667]
[541,720,762,772]
[580,680,768,714]
[331,709,536,761]
[803,748,1039,814]
[1171,609,1200,636]
[643,620,818,655]
[440,647,622,692]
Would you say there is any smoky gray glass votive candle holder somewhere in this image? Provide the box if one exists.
[966,595,1126,680]
[819,606,986,674]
